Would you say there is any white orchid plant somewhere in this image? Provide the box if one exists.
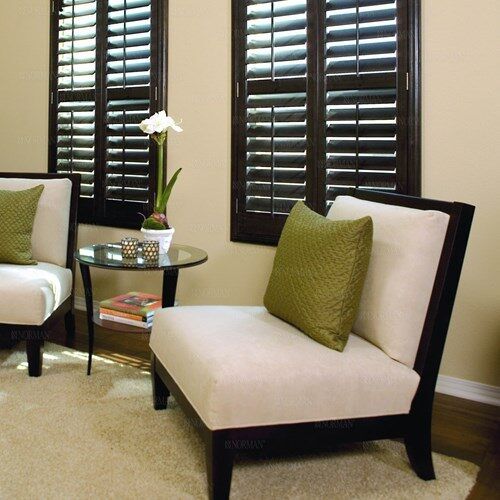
[139,111,183,230]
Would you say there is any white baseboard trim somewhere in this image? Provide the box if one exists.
[435,375,500,406]
[74,296,499,406]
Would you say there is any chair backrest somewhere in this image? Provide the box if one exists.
[0,173,80,268]
[327,190,474,382]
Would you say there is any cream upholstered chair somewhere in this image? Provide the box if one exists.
[0,173,79,376]
[149,189,474,500]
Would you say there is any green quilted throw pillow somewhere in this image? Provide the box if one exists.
[0,184,44,265]
[264,201,373,352]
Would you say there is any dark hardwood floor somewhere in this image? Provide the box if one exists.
[27,311,500,498]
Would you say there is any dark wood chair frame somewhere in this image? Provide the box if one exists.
[151,189,475,499]
[0,172,80,377]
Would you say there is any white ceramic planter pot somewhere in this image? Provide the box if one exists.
[141,227,175,255]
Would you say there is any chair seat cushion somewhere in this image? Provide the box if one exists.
[150,306,420,430]
[0,262,72,326]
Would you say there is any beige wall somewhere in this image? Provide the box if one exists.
[421,1,500,386]
[0,0,498,387]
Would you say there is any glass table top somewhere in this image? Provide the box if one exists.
[75,243,208,270]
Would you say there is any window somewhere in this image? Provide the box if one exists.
[231,0,420,244]
[48,0,167,228]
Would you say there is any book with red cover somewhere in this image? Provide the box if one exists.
[99,292,162,319]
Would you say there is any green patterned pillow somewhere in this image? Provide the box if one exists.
[264,201,373,352]
[0,184,44,265]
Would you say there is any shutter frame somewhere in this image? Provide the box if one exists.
[231,0,421,245]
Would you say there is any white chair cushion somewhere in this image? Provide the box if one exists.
[0,177,72,267]
[327,196,450,367]
[150,306,420,430]
[0,262,72,326]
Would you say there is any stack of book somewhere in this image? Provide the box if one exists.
[99,292,162,330]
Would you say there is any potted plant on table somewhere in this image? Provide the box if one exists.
[139,110,183,254]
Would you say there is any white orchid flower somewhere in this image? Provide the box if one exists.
[140,111,183,135]
[159,112,183,133]
[139,118,156,135]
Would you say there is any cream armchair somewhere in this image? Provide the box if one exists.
[150,189,474,500]
[0,173,79,376]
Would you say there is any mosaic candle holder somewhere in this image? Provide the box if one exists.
[142,240,160,261]
[121,237,139,259]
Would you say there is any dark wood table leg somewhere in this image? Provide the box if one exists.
[162,268,179,308]
[79,263,95,375]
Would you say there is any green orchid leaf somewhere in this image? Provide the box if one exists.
[157,167,182,213]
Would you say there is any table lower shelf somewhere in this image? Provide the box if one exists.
[93,309,151,334]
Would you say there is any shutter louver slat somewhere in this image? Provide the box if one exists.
[108,0,151,9]
[326,171,395,192]
[247,16,307,36]
[107,46,150,61]
[61,0,96,5]
[326,7,396,27]
[247,1,307,20]
[248,138,307,152]
[326,40,396,58]
[326,0,390,9]
[247,123,307,137]
[248,32,307,50]
[327,23,397,43]
[326,155,396,170]
[108,19,151,36]
[247,167,305,183]
[245,197,298,214]
[324,1,399,206]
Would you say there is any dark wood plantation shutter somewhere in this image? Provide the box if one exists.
[232,0,420,244]
[49,0,167,228]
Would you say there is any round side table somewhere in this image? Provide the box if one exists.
[75,243,208,375]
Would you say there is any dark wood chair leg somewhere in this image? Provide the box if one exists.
[26,339,44,377]
[404,413,435,480]
[206,431,234,500]
[64,310,76,346]
[151,356,169,410]
[0,330,17,350]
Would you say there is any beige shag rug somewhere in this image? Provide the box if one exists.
[0,343,478,499]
